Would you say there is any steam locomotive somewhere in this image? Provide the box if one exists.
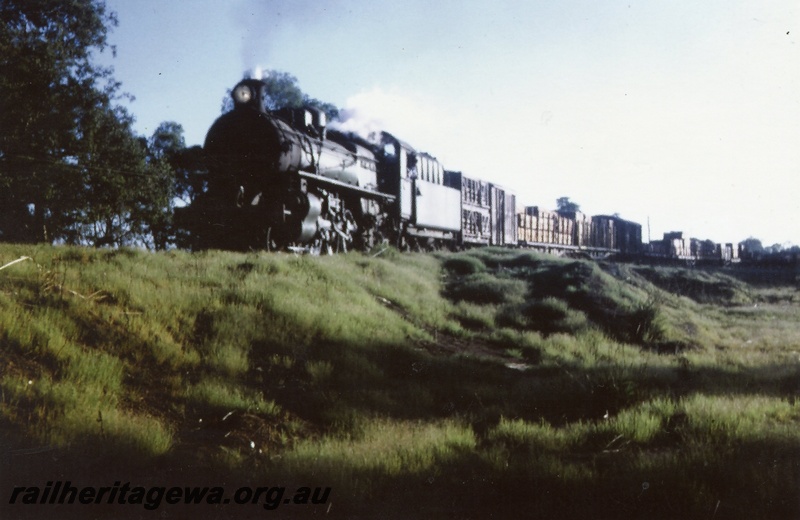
[182,78,648,257]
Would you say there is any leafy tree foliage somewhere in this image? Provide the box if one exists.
[148,122,211,249]
[1,0,113,242]
[739,237,763,254]
[259,70,305,111]
[556,196,580,214]
[65,107,172,248]
[149,122,206,206]
[169,146,207,206]
[149,121,185,161]
[0,1,171,247]
[148,121,208,207]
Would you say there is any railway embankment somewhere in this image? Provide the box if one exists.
[1,245,798,519]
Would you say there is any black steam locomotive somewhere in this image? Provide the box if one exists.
[183,78,645,256]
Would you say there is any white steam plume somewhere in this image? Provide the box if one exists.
[331,88,451,152]
[249,65,264,80]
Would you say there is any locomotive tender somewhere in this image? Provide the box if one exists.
[186,77,645,256]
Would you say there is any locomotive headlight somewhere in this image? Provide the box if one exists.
[233,84,252,104]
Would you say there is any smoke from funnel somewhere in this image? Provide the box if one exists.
[236,0,343,73]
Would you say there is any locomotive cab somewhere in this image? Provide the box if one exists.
[378,132,461,247]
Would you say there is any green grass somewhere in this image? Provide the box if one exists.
[1,244,799,519]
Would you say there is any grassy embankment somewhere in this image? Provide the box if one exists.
[1,244,799,519]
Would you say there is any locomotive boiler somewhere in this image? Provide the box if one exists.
[194,79,393,252]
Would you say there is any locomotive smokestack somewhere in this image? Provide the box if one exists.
[231,79,267,113]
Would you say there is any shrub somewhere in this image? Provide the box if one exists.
[447,273,527,305]
[442,254,486,275]
[525,297,569,322]
[627,300,667,344]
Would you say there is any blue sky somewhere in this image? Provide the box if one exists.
[100,0,799,246]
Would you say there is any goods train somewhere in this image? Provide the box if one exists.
[179,78,733,263]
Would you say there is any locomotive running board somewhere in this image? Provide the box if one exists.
[297,171,396,202]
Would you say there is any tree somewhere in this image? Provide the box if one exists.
[148,121,185,161]
[59,105,172,248]
[740,237,763,254]
[0,1,171,248]
[1,0,119,242]
[169,145,207,206]
[258,70,305,111]
[148,122,206,206]
[148,122,210,248]
[556,197,580,214]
